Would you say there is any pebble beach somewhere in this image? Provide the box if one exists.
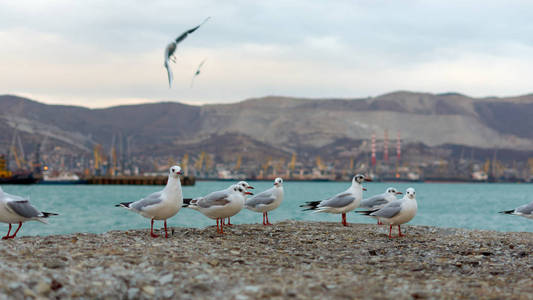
[0,221,532,299]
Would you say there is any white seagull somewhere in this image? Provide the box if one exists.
[116,166,183,238]
[0,187,58,239]
[360,187,418,238]
[185,184,252,234]
[300,174,370,226]
[358,187,402,224]
[164,17,211,87]
[223,181,254,226]
[499,200,533,220]
[245,177,284,226]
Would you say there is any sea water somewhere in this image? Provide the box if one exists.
[1,181,532,237]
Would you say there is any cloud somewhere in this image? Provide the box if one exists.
[1,0,533,107]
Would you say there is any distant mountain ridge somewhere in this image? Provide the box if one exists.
[1,92,533,167]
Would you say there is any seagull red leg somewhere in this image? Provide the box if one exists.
[2,224,12,240]
[9,222,22,239]
[398,225,404,237]
[164,220,168,238]
[262,212,266,226]
[341,213,348,226]
[227,217,233,226]
[150,219,159,238]
[265,212,273,225]
[219,219,224,234]
[389,225,393,238]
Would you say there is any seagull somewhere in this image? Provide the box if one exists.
[223,181,254,226]
[190,59,207,87]
[116,166,183,238]
[300,174,370,226]
[0,187,58,239]
[245,177,284,226]
[499,200,533,220]
[359,187,418,238]
[164,17,211,87]
[358,187,402,224]
[185,184,252,234]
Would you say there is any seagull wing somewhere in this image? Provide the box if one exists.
[318,191,355,208]
[174,17,211,44]
[164,59,173,88]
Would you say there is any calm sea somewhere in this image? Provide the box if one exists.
[1,181,532,237]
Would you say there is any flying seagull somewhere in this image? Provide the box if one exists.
[190,59,207,87]
[164,17,211,88]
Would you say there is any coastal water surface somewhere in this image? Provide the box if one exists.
[2,181,532,237]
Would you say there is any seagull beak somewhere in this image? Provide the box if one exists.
[363,188,367,191]
[177,171,182,175]
[396,191,403,195]
[248,186,254,189]
[364,177,372,182]
[245,191,254,195]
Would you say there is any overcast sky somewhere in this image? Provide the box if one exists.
[1,0,533,108]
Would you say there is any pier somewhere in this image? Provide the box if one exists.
[83,175,195,186]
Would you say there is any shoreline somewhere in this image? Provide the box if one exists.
[0,221,532,299]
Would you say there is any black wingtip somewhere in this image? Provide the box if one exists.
[499,210,514,214]
[42,212,59,218]
[115,202,132,208]
[355,209,378,216]
[183,198,192,205]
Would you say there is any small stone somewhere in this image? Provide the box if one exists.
[128,288,139,299]
[142,285,155,295]
[35,281,51,295]
[159,273,173,285]
[163,289,174,298]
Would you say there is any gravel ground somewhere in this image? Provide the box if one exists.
[0,220,532,299]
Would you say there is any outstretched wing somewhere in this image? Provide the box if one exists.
[164,59,173,87]
[175,17,211,44]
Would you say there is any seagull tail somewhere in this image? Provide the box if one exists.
[499,209,515,215]
[41,212,59,218]
[300,200,321,211]
[116,202,133,208]
[355,210,377,216]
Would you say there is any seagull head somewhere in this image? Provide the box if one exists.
[386,187,402,195]
[233,185,253,196]
[353,174,371,184]
[405,188,416,200]
[237,181,254,190]
[274,177,283,187]
[169,165,182,177]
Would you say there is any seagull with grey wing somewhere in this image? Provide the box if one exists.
[223,181,254,226]
[300,174,370,226]
[184,184,252,234]
[116,166,183,238]
[164,17,211,87]
[358,187,402,224]
[0,187,58,239]
[359,187,417,238]
[245,177,284,226]
[499,200,533,220]
[190,58,207,87]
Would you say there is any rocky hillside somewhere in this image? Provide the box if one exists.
[1,92,533,168]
